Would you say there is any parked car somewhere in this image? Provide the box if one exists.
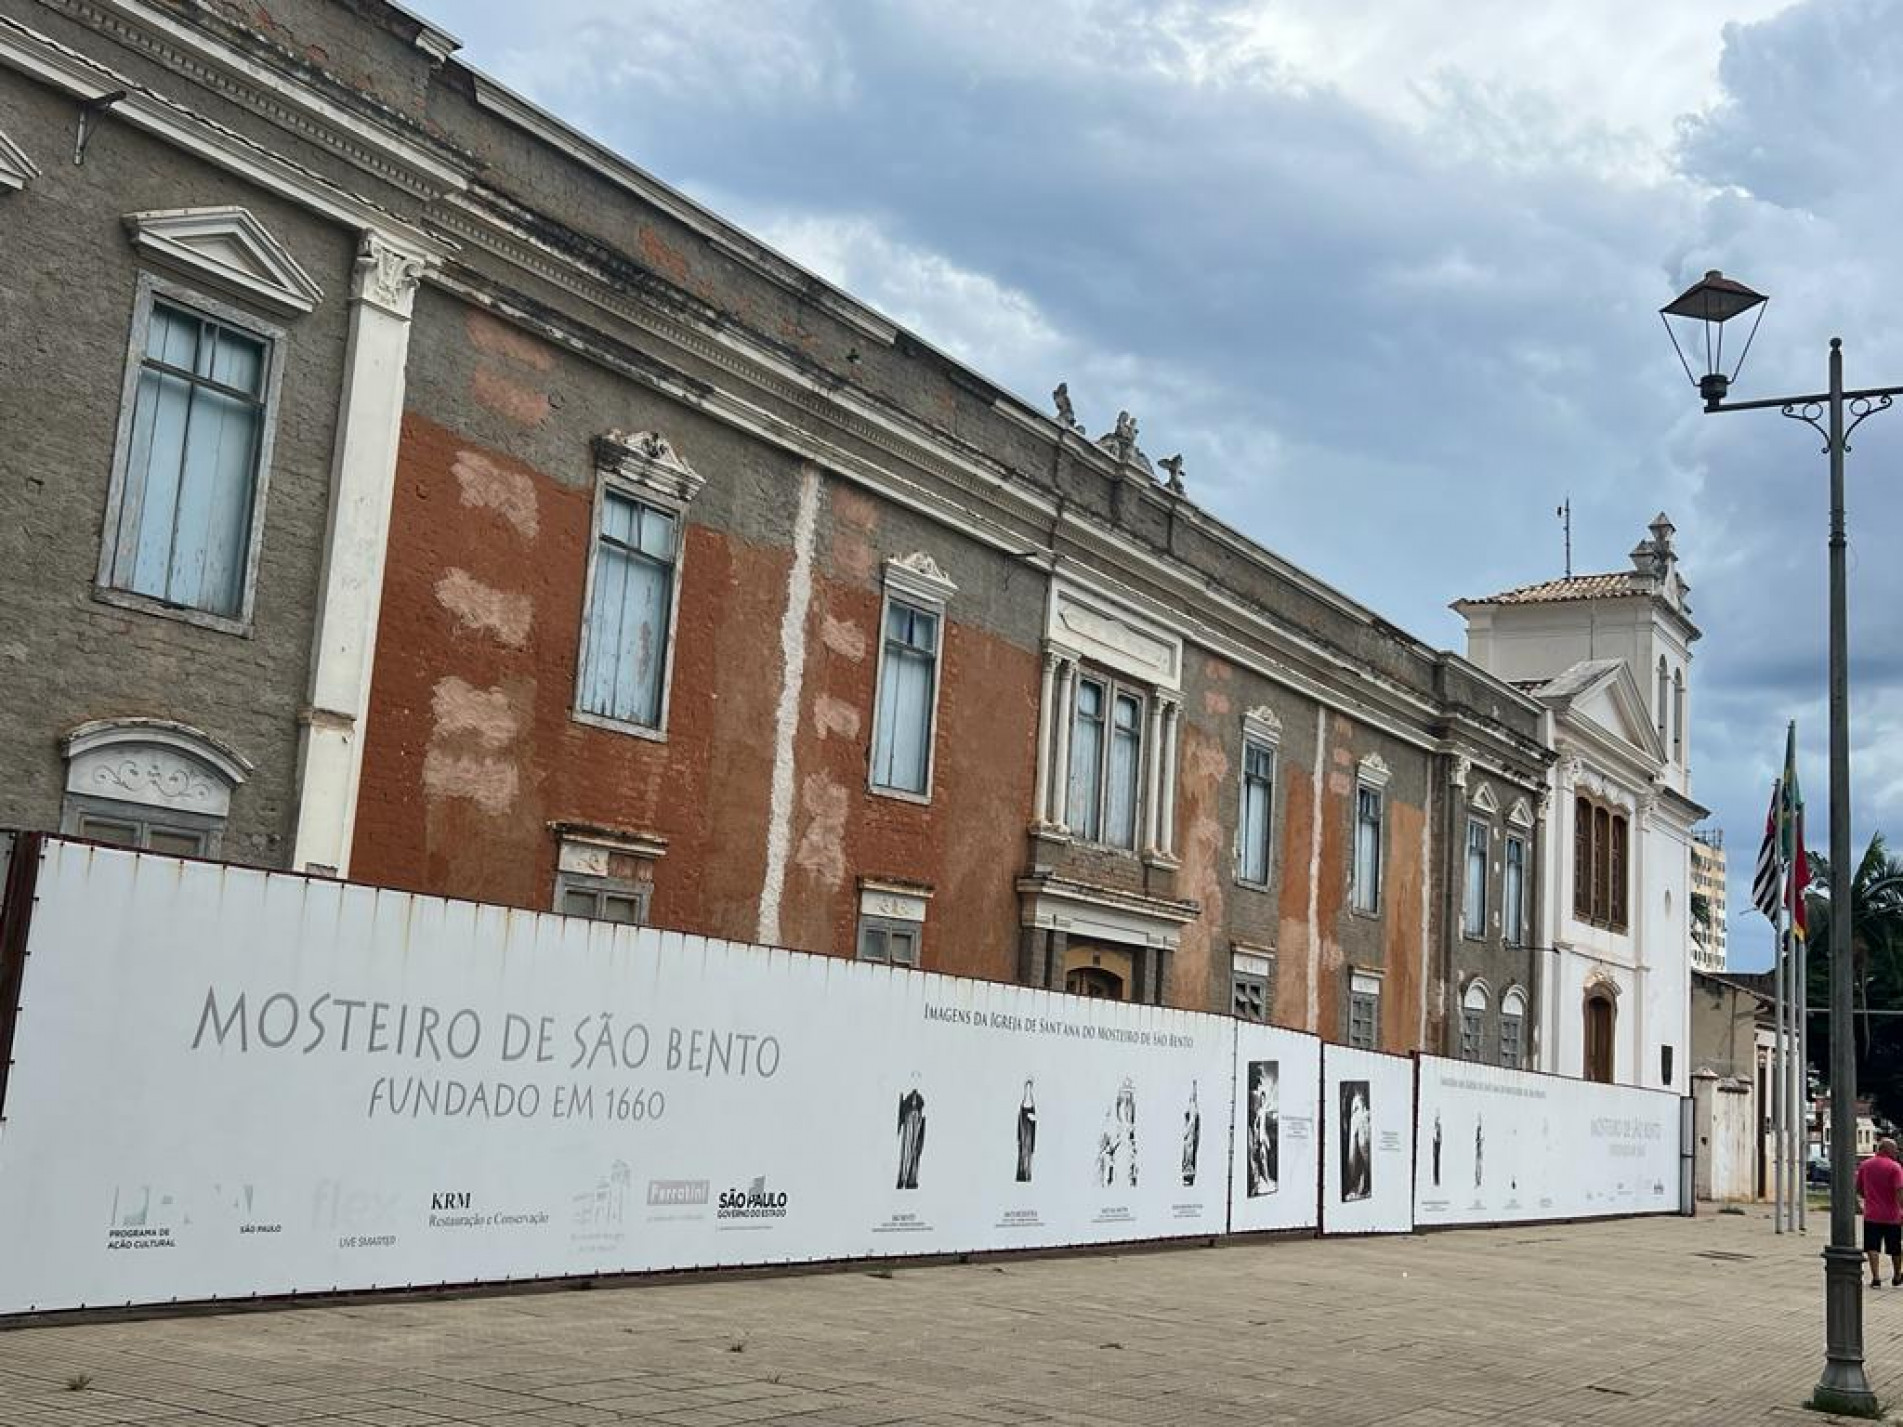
[1808,1156,1830,1187]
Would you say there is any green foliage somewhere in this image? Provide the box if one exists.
[1804,833,1903,1123]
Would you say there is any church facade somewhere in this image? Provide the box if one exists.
[1455,517,1704,1092]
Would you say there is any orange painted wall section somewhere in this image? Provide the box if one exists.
[353,413,1037,982]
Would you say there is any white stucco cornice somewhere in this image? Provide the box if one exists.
[70,0,472,197]
[0,14,449,255]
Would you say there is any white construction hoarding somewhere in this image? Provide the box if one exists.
[0,842,1234,1312]
[1412,1055,1680,1226]
[1320,1046,1415,1235]
[1228,1023,1322,1234]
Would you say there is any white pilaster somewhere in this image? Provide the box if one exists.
[292,231,428,875]
[1049,657,1076,831]
[1159,697,1180,856]
[1142,692,1165,853]
[1032,647,1058,826]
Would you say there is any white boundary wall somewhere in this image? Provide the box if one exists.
[0,842,1687,1314]
[1412,1054,1681,1225]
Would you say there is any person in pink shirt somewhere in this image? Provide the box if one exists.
[1855,1137,1903,1287]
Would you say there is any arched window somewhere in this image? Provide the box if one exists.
[60,719,251,856]
[1460,979,1489,1061]
[1656,657,1669,741]
[1500,988,1527,1069]
[1583,989,1617,1083]
[1673,669,1686,762]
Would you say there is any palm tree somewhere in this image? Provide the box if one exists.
[1805,835,1903,1115]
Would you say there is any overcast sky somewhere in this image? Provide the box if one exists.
[429,0,1903,972]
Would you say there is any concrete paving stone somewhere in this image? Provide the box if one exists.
[4,1216,1901,1426]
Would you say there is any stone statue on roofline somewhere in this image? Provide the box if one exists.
[1159,454,1185,495]
[1052,381,1081,430]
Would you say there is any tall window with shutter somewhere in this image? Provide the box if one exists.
[871,601,939,795]
[102,293,281,624]
[578,490,678,729]
[1572,793,1631,933]
[1238,738,1274,884]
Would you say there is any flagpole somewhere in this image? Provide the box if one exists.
[1775,888,1788,1233]
[1781,905,1796,1232]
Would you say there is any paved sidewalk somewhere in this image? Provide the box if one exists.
[2,1211,1900,1425]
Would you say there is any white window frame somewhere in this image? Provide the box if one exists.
[868,554,956,803]
[1460,979,1490,1061]
[554,871,651,926]
[1350,755,1390,916]
[1348,970,1382,1050]
[1232,946,1274,1023]
[857,915,922,967]
[1500,987,1527,1069]
[97,273,288,636]
[572,432,702,741]
[1068,670,1147,852]
[1462,816,1490,940]
[1503,833,1527,948]
[1237,716,1278,888]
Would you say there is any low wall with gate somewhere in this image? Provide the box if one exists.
[0,837,1685,1315]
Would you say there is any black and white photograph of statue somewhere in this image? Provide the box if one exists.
[896,1076,926,1190]
[1180,1080,1200,1187]
[1246,1060,1280,1197]
[1431,1110,1443,1189]
[1340,1080,1372,1203]
[1015,1079,1036,1183]
[1096,1079,1138,1187]
[1474,1118,1485,1190]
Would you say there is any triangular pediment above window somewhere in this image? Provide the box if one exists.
[1574,669,1666,762]
[123,207,324,315]
[0,127,41,193]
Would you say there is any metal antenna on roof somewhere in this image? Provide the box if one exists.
[1556,497,1572,578]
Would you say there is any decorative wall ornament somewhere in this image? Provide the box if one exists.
[1358,752,1393,790]
[593,429,706,506]
[62,719,251,817]
[884,551,958,605]
[1242,705,1282,742]
[353,230,426,318]
[0,125,41,192]
[123,206,324,314]
[1507,797,1535,828]
[1050,588,1181,689]
[1469,782,1498,814]
[1448,755,1471,790]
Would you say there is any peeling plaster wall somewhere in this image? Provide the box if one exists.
[354,288,1042,975]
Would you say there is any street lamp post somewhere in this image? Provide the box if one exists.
[1661,270,1902,1415]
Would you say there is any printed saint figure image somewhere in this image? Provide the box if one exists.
[1247,1061,1280,1197]
[1432,1111,1443,1188]
[896,1079,926,1190]
[1180,1080,1200,1186]
[1474,1120,1484,1191]
[1341,1082,1372,1203]
[1097,1079,1138,1187]
[1016,1079,1036,1183]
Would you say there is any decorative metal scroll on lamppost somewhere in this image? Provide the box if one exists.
[1661,269,1903,1416]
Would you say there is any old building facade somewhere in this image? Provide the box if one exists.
[0,0,1563,1058]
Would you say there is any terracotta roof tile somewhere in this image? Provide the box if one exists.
[1463,571,1651,606]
